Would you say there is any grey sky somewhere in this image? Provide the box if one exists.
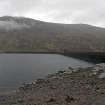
[0,0,105,27]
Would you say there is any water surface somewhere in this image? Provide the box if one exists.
[0,54,94,92]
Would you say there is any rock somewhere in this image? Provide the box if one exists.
[46,98,56,103]
[36,79,46,84]
[93,63,105,73]
[68,67,74,71]
[19,83,31,91]
[65,95,75,103]
[17,98,24,103]
[58,70,65,74]
[99,72,105,78]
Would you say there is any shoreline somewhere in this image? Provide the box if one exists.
[0,51,105,63]
[0,63,105,105]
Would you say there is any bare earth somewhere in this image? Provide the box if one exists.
[0,63,105,105]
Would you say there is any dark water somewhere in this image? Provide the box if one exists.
[0,54,94,92]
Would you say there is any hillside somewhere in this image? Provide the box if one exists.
[0,16,105,52]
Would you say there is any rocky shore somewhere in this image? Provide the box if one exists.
[1,63,105,105]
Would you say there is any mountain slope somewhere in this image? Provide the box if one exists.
[0,16,105,52]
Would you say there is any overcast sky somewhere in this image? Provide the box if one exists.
[0,0,105,27]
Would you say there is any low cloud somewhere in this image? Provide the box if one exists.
[0,0,105,27]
